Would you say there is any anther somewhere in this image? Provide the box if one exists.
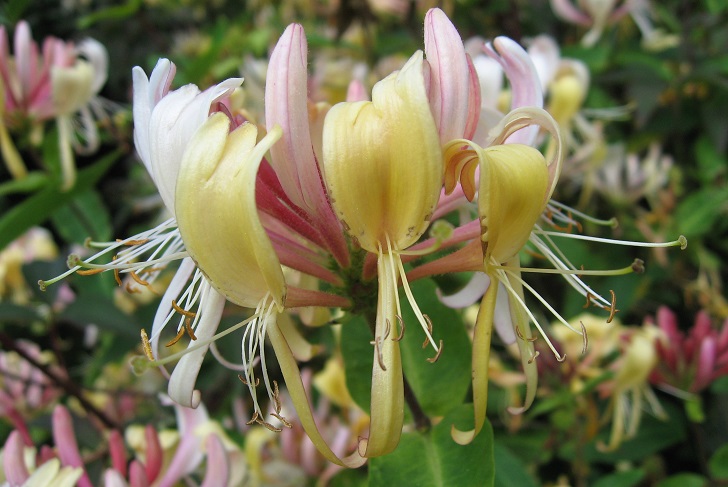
[271,412,292,429]
[130,271,150,287]
[165,326,185,347]
[422,315,434,349]
[580,321,589,355]
[171,300,197,318]
[607,290,619,323]
[383,319,391,341]
[556,352,567,363]
[583,293,593,309]
[141,329,154,361]
[631,259,645,274]
[112,256,122,286]
[184,318,197,341]
[273,380,282,413]
[118,238,150,246]
[426,340,443,363]
[238,375,260,387]
[515,326,538,342]
[246,411,260,426]
[373,338,387,371]
[527,351,540,364]
[392,315,405,342]
[258,419,282,433]
[125,283,141,294]
[77,268,104,276]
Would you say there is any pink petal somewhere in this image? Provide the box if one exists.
[109,430,127,478]
[156,400,211,487]
[52,405,92,487]
[144,425,163,483]
[129,460,149,487]
[424,8,471,143]
[549,0,592,25]
[3,430,30,486]
[484,37,543,145]
[695,337,716,392]
[200,435,230,487]
[265,24,349,266]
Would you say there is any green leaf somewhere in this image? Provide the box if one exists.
[0,303,43,325]
[51,189,112,245]
[656,473,707,487]
[708,443,728,479]
[58,292,139,339]
[341,314,375,413]
[0,172,49,196]
[368,405,494,487]
[593,469,645,487]
[675,187,728,239]
[398,278,472,416]
[493,444,539,487]
[0,151,119,250]
[695,135,727,184]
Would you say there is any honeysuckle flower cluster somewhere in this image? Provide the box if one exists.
[0,401,241,487]
[0,341,64,446]
[649,306,728,395]
[549,0,678,50]
[0,20,108,189]
[41,7,686,465]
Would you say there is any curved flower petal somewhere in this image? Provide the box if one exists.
[424,7,471,143]
[484,37,543,145]
[322,50,442,252]
[175,115,285,309]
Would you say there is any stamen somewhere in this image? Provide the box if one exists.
[130,271,151,287]
[426,340,444,363]
[534,230,687,250]
[112,256,122,286]
[580,321,589,355]
[165,327,185,347]
[171,300,197,318]
[528,351,540,364]
[125,283,141,294]
[246,411,259,426]
[422,315,434,349]
[392,315,405,342]
[140,329,154,361]
[272,380,282,413]
[76,268,104,276]
[258,419,282,433]
[515,326,538,342]
[117,238,150,246]
[489,262,639,277]
[184,318,197,340]
[238,374,260,387]
[271,412,292,429]
[548,201,618,228]
[607,290,619,323]
[583,293,592,309]
[372,337,386,371]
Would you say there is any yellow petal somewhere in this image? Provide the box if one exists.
[175,114,285,309]
[322,51,442,252]
[477,144,549,265]
[52,61,94,115]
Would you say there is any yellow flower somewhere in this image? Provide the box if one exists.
[322,50,443,457]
